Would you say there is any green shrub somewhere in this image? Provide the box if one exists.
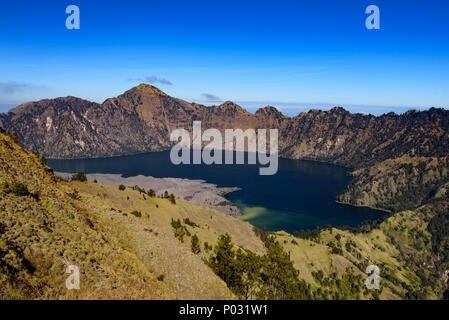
[183,218,199,228]
[132,185,146,193]
[40,155,47,165]
[168,194,176,204]
[71,172,87,182]
[171,218,188,242]
[191,234,201,254]
[130,210,142,218]
[67,190,81,200]
[0,181,8,190]
[204,242,212,252]
[328,241,343,255]
[8,180,30,196]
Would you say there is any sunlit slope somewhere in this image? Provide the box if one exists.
[272,201,447,299]
[1,129,447,300]
[0,131,239,299]
[71,181,265,299]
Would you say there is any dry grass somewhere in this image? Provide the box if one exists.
[0,131,443,300]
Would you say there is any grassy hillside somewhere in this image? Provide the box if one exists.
[0,131,246,299]
[1,130,448,300]
[337,156,449,212]
[276,200,448,299]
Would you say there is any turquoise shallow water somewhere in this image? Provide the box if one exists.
[49,151,385,233]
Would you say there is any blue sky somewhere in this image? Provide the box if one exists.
[0,0,448,115]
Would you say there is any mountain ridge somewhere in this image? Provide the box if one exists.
[1,84,448,165]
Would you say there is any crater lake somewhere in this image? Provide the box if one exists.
[48,151,386,233]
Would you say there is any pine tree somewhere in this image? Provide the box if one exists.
[259,242,303,300]
[207,233,242,291]
[235,249,262,300]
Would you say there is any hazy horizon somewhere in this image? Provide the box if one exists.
[0,89,442,117]
[1,0,448,115]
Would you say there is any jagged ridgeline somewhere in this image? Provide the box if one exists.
[0,84,448,166]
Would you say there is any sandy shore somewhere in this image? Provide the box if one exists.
[56,172,242,215]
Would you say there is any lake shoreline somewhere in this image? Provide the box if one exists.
[335,200,393,214]
[50,152,386,231]
[56,172,242,216]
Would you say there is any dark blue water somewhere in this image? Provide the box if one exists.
[48,151,385,233]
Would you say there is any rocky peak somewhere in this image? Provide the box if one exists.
[404,109,420,116]
[215,101,250,115]
[329,106,349,114]
[255,106,286,119]
[126,83,169,98]
[105,84,172,114]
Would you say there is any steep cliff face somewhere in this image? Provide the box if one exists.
[281,108,449,168]
[0,85,271,158]
[2,85,448,168]
[0,97,112,158]
[1,84,449,215]
[0,85,200,158]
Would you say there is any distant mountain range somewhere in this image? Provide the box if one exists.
[1,84,449,213]
[0,84,448,168]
